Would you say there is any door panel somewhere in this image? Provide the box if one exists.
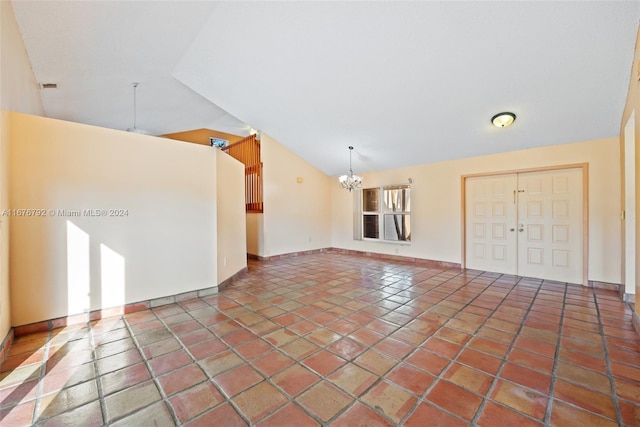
[517,168,582,284]
[465,174,517,274]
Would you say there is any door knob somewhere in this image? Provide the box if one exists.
[510,228,515,232]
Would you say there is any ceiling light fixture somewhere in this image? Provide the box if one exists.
[339,146,363,191]
[127,82,152,135]
[491,112,516,128]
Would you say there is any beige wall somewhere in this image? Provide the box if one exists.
[216,151,247,282]
[246,213,264,256]
[0,1,45,339]
[0,112,11,341]
[332,137,621,284]
[620,24,640,310]
[9,113,245,326]
[261,133,332,257]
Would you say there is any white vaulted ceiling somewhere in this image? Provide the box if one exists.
[10,1,640,176]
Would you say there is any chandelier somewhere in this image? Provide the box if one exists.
[338,146,363,191]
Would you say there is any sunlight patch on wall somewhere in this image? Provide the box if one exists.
[100,244,125,310]
[66,221,90,315]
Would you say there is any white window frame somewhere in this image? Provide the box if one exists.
[360,184,411,243]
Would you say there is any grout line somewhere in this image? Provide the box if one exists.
[31,330,52,424]
[542,280,569,424]
[157,303,256,426]
[591,288,624,426]
[88,321,109,426]
[120,312,181,426]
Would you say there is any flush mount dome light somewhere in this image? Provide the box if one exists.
[491,112,516,128]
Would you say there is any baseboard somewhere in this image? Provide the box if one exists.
[12,267,249,338]
[587,280,621,293]
[248,247,461,269]
[0,328,14,364]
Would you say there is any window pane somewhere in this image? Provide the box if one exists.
[363,188,380,212]
[383,186,410,212]
[383,214,411,241]
[363,214,379,239]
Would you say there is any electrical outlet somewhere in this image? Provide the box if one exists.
[223,257,227,267]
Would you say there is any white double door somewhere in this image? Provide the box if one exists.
[465,168,583,284]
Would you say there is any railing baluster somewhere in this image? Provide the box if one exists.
[222,135,263,213]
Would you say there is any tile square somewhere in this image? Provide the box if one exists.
[141,338,181,360]
[233,381,288,423]
[328,363,378,397]
[0,379,39,408]
[500,362,552,394]
[105,380,161,422]
[234,339,273,360]
[550,399,618,427]
[42,362,95,395]
[513,336,557,359]
[456,348,502,375]
[298,381,354,423]
[0,401,35,426]
[251,351,295,377]
[96,349,143,376]
[222,328,258,346]
[148,349,192,376]
[332,402,394,427]
[184,402,247,427]
[38,380,99,420]
[199,350,244,377]
[178,329,214,347]
[157,364,207,396]
[349,327,385,346]
[387,363,435,395]
[303,350,347,376]
[509,348,554,375]
[287,320,319,336]
[477,400,542,427]
[491,380,547,420]
[169,381,225,424]
[426,380,483,421]
[404,402,467,427]
[553,379,616,420]
[390,328,428,346]
[405,349,450,376]
[421,337,461,358]
[215,364,264,397]
[468,337,510,358]
[327,338,367,360]
[619,400,640,427]
[257,402,320,427]
[280,338,319,359]
[264,329,298,347]
[443,362,493,395]
[361,380,417,424]
[100,363,151,396]
[272,364,320,397]
[354,349,397,376]
[307,329,342,346]
[374,338,414,360]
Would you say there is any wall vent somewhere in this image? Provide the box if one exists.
[39,83,58,89]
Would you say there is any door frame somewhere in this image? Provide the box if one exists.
[461,163,589,286]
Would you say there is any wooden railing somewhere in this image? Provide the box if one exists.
[222,134,263,213]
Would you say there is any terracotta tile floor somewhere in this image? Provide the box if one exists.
[1,253,640,426]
